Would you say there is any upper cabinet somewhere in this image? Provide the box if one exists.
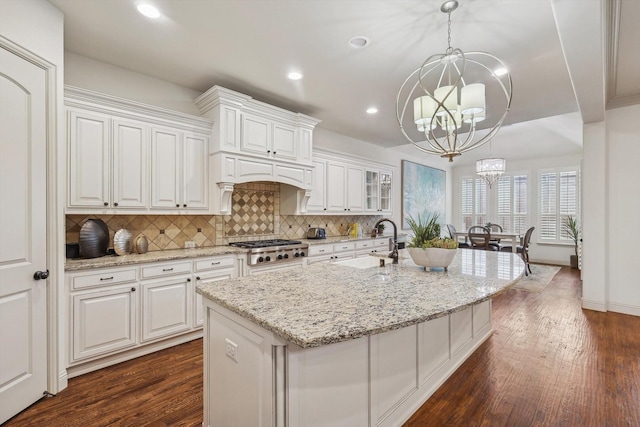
[306,151,394,216]
[65,86,213,214]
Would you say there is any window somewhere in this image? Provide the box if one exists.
[461,177,488,230]
[460,173,529,232]
[496,174,528,233]
[539,168,579,242]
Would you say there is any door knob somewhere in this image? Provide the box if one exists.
[34,270,49,280]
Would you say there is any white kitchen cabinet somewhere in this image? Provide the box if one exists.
[241,112,297,161]
[306,241,366,264]
[325,162,363,213]
[365,169,393,214]
[65,86,213,214]
[347,165,364,212]
[71,285,137,362]
[140,276,191,342]
[306,159,327,212]
[68,111,146,209]
[193,256,238,327]
[151,127,208,210]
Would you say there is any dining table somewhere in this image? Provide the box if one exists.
[453,230,522,253]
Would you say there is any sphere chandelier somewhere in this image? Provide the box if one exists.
[396,0,513,162]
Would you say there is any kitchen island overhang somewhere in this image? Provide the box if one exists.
[197,249,524,427]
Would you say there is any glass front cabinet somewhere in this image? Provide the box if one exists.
[365,169,392,214]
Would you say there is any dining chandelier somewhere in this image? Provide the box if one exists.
[396,0,513,162]
[476,138,505,188]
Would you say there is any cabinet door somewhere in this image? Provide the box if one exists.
[68,110,110,208]
[365,170,379,212]
[326,162,347,213]
[297,127,313,164]
[194,265,237,328]
[72,286,137,362]
[151,128,181,208]
[272,122,297,160]
[141,277,191,342]
[380,171,393,213]
[241,113,270,156]
[307,159,327,212]
[346,166,364,212]
[183,133,208,209]
[112,119,148,208]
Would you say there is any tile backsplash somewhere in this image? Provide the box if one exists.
[65,182,386,252]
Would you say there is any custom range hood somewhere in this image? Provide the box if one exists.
[196,86,320,215]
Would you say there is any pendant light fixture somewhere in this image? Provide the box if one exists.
[475,139,505,188]
[396,0,513,162]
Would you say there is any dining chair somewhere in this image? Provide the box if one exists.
[468,226,498,251]
[500,226,535,276]
[446,224,470,248]
[487,223,503,245]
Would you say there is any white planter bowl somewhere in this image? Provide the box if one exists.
[407,247,457,271]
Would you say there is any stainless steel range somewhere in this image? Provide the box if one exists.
[229,239,308,266]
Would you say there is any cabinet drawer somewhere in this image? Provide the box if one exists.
[374,238,391,248]
[71,268,137,290]
[333,242,356,253]
[355,240,375,250]
[308,244,333,257]
[141,261,192,279]
[194,256,236,272]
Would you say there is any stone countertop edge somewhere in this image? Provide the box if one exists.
[197,250,525,349]
[64,246,247,271]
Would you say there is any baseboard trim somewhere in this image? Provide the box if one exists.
[582,299,607,312]
[607,302,640,317]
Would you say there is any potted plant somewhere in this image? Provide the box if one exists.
[406,213,458,271]
[565,215,580,269]
[376,222,385,235]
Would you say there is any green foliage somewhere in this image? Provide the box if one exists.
[421,238,459,249]
[565,215,580,257]
[406,213,441,248]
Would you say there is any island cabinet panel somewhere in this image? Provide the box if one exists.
[206,306,275,427]
[419,315,451,384]
[288,338,370,427]
[451,307,473,356]
[370,325,419,427]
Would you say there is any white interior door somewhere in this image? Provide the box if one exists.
[0,45,49,423]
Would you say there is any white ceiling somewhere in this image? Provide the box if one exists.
[47,0,637,162]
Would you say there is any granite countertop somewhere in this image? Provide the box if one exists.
[300,233,406,245]
[64,246,247,271]
[64,235,404,271]
[197,249,525,349]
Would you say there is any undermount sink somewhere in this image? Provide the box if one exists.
[335,256,394,269]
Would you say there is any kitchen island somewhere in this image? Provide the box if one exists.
[197,249,524,427]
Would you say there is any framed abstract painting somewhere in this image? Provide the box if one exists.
[401,160,446,230]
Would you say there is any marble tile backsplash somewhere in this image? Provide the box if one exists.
[65,182,386,251]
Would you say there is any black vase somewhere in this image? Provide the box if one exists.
[79,219,109,258]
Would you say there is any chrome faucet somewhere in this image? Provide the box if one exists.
[372,218,399,264]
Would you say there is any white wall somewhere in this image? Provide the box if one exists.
[0,0,66,391]
[65,52,202,115]
[604,104,640,315]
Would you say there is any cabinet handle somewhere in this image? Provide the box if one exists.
[103,202,108,206]
[319,249,325,253]
[114,202,119,207]
[211,261,220,265]
[176,204,180,208]
[187,278,191,282]
[273,151,276,156]
[100,276,114,281]
[196,276,201,280]
[131,287,136,292]
[323,208,327,211]
[162,268,174,272]
[183,204,187,207]
[267,150,271,154]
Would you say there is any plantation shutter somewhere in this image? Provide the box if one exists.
[497,176,512,232]
[461,178,474,230]
[475,178,487,226]
[539,172,557,239]
[559,171,578,239]
[513,175,528,234]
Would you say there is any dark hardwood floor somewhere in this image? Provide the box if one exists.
[5,267,639,426]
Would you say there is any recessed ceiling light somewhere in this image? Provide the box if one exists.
[366,107,378,114]
[137,3,161,19]
[349,36,370,49]
[493,67,508,76]
[287,72,303,80]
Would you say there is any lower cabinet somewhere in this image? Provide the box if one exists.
[72,285,137,362]
[66,254,238,375]
[140,276,191,342]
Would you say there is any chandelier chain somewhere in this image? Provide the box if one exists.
[447,12,452,52]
